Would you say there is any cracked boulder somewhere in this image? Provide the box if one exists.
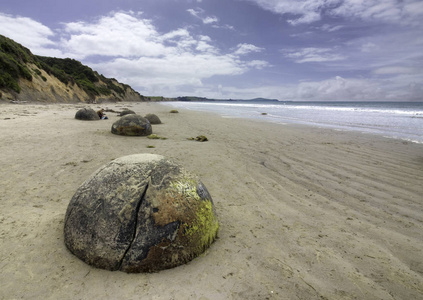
[75,108,100,120]
[64,154,219,273]
[111,114,152,136]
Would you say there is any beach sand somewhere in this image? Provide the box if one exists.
[0,102,422,300]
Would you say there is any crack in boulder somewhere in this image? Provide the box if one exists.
[118,182,149,270]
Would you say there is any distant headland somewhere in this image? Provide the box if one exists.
[174,96,281,102]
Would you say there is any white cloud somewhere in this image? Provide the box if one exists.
[360,42,378,53]
[60,11,228,60]
[320,24,344,32]
[404,1,423,18]
[199,35,212,42]
[203,16,219,24]
[195,40,219,54]
[290,31,313,38]
[62,12,167,58]
[160,28,191,42]
[58,11,269,94]
[283,47,346,63]
[188,73,421,101]
[233,43,264,55]
[330,1,396,22]
[287,11,321,26]
[187,8,218,24]
[212,24,235,31]
[373,67,415,75]
[245,60,270,69]
[242,0,336,25]
[0,13,61,56]
[243,0,423,26]
[187,8,202,18]
[92,53,246,87]
[291,74,423,101]
[343,29,423,71]
[330,0,423,25]
[295,76,383,100]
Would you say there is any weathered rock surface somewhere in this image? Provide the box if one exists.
[111,114,152,136]
[144,113,162,124]
[119,109,136,116]
[75,108,100,120]
[64,154,219,273]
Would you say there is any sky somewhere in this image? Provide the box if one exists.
[1,0,422,101]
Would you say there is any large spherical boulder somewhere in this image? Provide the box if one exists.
[144,114,162,124]
[119,109,136,116]
[64,154,219,273]
[75,108,100,120]
[111,114,152,136]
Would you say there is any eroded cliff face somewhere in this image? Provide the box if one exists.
[1,64,144,103]
[4,63,86,103]
[0,34,146,103]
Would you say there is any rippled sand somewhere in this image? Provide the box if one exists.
[1,102,422,299]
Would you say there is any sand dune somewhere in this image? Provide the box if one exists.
[1,102,422,299]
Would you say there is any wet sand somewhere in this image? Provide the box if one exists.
[1,102,422,299]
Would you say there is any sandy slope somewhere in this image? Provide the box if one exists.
[0,102,422,300]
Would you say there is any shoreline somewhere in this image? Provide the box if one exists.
[1,102,422,299]
[161,100,423,145]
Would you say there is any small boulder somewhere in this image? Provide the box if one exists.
[64,154,219,273]
[195,135,208,142]
[144,113,162,124]
[111,114,152,136]
[120,109,136,116]
[75,108,100,120]
[188,135,208,142]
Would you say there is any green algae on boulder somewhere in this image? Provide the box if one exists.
[111,114,152,136]
[64,154,219,273]
[188,135,208,142]
[147,134,167,140]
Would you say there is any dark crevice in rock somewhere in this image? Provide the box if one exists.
[118,182,149,270]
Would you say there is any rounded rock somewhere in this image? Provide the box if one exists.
[75,108,100,120]
[64,154,219,273]
[111,114,152,136]
[144,113,162,124]
[119,109,136,116]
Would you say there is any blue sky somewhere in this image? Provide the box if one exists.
[1,0,422,101]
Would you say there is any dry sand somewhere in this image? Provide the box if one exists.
[0,102,422,300]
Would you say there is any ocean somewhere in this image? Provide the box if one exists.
[165,101,423,144]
